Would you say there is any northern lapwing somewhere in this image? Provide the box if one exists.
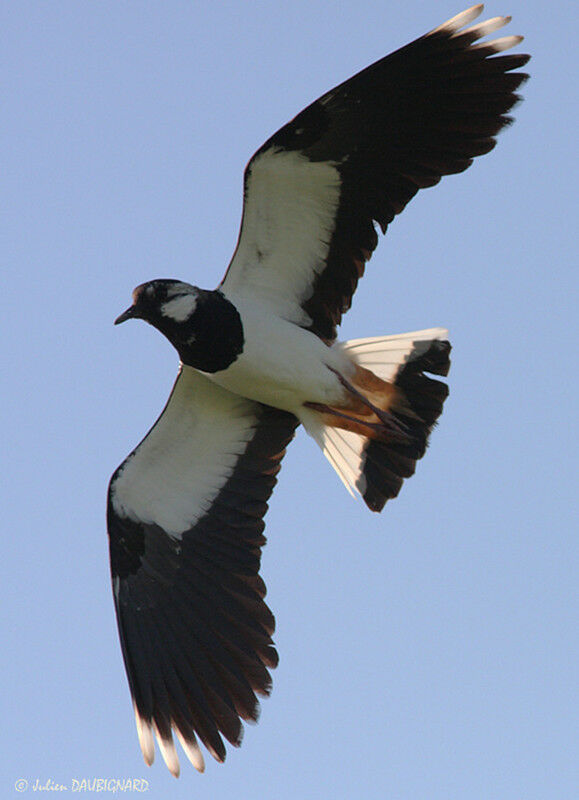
[108,5,529,775]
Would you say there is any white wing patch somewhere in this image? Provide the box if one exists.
[222,148,342,326]
[110,366,260,537]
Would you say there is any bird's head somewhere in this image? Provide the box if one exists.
[114,280,200,330]
[115,279,243,371]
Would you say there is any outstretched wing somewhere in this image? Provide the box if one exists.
[107,366,298,775]
[220,5,530,340]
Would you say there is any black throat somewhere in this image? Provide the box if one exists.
[160,290,244,373]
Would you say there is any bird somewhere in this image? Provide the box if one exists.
[107,4,529,776]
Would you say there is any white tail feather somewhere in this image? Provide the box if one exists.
[300,328,449,503]
[301,414,366,498]
[336,327,448,382]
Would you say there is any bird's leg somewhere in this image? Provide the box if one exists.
[327,367,410,436]
[303,401,410,443]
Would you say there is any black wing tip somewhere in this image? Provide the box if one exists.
[128,639,276,773]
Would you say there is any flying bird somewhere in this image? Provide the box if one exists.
[108,5,529,776]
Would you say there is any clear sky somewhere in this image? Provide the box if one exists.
[2,2,577,798]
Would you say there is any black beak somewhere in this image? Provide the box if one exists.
[114,305,137,325]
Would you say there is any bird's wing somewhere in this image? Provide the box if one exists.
[220,5,530,340]
[107,365,298,775]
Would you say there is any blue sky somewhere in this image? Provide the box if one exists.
[2,2,577,798]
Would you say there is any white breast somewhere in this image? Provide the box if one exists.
[205,299,350,412]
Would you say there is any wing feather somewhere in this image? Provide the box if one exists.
[108,367,297,773]
[221,6,529,340]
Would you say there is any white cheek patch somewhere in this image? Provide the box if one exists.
[161,294,197,322]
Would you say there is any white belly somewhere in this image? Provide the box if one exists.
[203,301,351,412]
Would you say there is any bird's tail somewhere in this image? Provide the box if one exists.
[299,328,451,511]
